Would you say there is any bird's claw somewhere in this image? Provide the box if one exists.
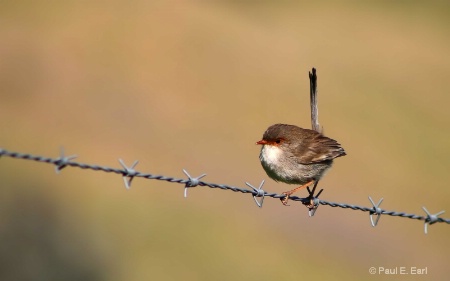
[304,198,315,209]
[280,192,291,206]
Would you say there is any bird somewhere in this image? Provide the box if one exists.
[256,123,346,205]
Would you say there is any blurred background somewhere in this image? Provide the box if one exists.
[1,1,449,280]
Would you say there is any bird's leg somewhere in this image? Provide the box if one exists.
[280,180,314,206]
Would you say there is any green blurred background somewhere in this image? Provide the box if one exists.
[1,1,449,280]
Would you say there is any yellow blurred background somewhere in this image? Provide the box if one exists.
[1,1,449,280]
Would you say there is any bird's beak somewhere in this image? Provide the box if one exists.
[256,140,268,145]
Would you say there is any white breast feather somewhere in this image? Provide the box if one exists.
[260,145,282,165]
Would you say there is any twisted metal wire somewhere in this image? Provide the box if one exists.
[1,148,449,227]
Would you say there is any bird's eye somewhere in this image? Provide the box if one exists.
[275,139,281,144]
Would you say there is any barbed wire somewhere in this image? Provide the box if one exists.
[1,147,448,234]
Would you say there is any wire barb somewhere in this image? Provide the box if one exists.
[182,169,206,198]
[245,180,265,208]
[368,196,384,227]
[119,159,139,189]
[422,207,445,234]
[55,147,77,174]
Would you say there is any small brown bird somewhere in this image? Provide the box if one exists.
[256,124,346,205]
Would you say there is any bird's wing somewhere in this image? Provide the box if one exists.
[295,134,346,164]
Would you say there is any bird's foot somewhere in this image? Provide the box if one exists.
[280,180,314,206]
[304,197,317,209]
[280,191,292,206]
[303,182,323,216]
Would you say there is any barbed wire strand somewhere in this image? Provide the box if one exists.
[1,148,448,233]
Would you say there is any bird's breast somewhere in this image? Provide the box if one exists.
[259,145,283,166]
